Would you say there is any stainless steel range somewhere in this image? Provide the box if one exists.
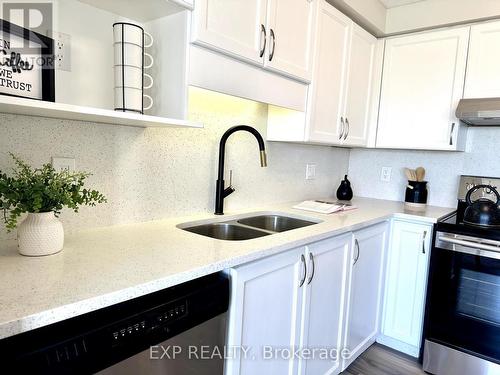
[423,175,500,375]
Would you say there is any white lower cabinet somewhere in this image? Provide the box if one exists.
[342,222,388,371]
[225,247,305,375]
[299,234,351,375]
[226,220,422,374]
[378,219,433,357]
[225,233,351,375]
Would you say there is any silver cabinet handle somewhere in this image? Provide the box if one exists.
[422,231,427,254]
[353,239,360,265]
[449,123,455,146]
[344,118,350,140]
[269,28,276,61]
[307,252,315,285]
[259,24,267,58]
[299,254,307,287]
[339,117,345,140]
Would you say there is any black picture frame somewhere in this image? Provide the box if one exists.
[0,19,55,102]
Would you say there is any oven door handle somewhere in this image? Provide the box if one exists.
[439,235,500,260]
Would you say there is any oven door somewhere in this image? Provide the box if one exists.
[426,231,500,364]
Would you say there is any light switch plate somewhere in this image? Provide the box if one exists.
[306,164,316,180]
[52,157,75,172]
[381,167,392,182]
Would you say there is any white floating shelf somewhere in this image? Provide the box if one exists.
[77,0,193,22]
[0,96,202,129]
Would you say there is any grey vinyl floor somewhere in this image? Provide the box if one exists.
[341,344,427,375]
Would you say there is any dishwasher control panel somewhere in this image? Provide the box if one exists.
[110,300,188,345]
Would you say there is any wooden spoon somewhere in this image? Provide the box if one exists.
[416,167,426,182]
[404,168,413,181]
[405,168,417,181]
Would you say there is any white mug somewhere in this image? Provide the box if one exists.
[115,87,153,113]
[114,43,154,69]
[114,65,153,90]
[113,22,153,48]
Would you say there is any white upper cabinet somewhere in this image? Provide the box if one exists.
[343,24,377,147]
[306,1,351,144]
[465,20,500,98]
[191,0,267,64]
[192,0,316,82]
[265,0,316,81]
[379,220,433,357]
[307,1,377,146]
[377,27,470,151]
[268,1,378,147]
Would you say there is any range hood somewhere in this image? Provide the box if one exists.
[456,98,500,125]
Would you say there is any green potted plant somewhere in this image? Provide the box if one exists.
[0,154,106,256]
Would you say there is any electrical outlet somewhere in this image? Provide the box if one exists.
[49,31,71,71]
[305,164,316,180]
[381,167,392,182]
[52,157,75,172]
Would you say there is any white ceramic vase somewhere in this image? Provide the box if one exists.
[17,212,64,256]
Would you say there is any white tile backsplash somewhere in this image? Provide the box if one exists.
[348,127,500,208]
[0,89,350,240]
[5,85,499,242]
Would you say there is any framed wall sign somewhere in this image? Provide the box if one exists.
[0,19,55,102]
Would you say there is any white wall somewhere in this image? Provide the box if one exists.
[386,0,500,34]
[0,87,350,240]
[348,127,500,208]
[53,0,118,109]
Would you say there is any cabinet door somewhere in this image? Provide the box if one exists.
[192,0,267,65]
[377,28,469,150]
[379,220,432,357]
[225,247,305,375]
[343,222,388,370]
[465,21,500,98]
[343,24,377,147]
[300,234,351,375]
[265,0,316,82]
[306,1,350,144]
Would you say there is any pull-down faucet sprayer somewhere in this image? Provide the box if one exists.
[214,125,267,215]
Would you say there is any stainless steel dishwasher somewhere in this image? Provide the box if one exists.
[0,272,229,374]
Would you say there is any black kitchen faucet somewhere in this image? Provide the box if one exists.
[214,125,267,215]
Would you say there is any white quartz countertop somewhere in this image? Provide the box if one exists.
[0,197,453,340]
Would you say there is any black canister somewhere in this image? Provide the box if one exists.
[336,175,353,201]
[405,181,428,204]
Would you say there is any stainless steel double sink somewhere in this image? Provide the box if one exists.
[181,214,320,241]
